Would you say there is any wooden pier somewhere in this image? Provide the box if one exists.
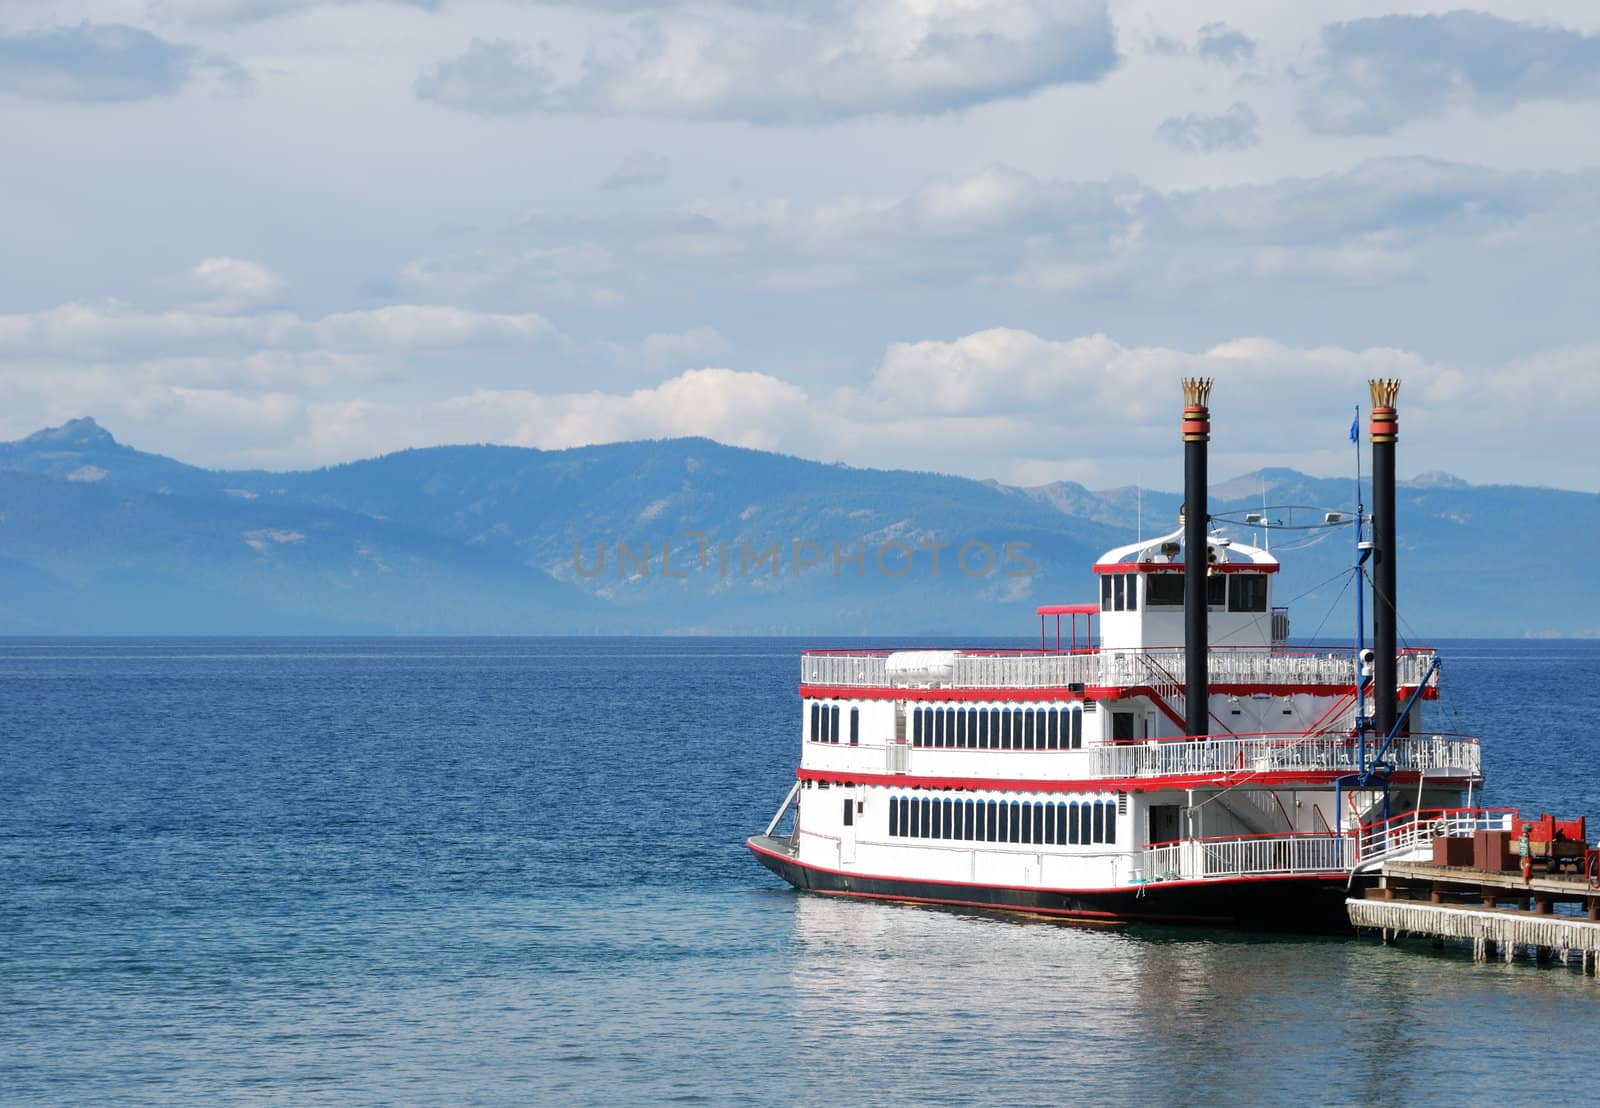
[1347,861,1600,973]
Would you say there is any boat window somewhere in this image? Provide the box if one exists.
[843,798,853,827]
[1071,708,1083,749]
[989,708,1001,750]
[831,704,841,744]
[951,799,962,840]
[1112,574,1125,611]
[1229,573,1269,612]
[964,800,976,841]
[1079,801,1093,845]
[810,702,820,742]
[888,796,899,836]
[986,800,998,842]
[850,707,859,745]
[1019,802,1033,844]
[1207,575,1226,608]
[1047,709,1059,750]
[1008,802,1021,843]
[933,708,944,748]
[1125,574,1137,611]
[1100,574,1113,611]
[1067,801,1080,844]
[942,798,954,839]
[900,796,911,838]
[1146,573,1183,607]
[1093,801,1105,844]
[966,708,977,748]
[946,708,957,749]
[1044,804,1057,845]
[1033,803,1045,844]
[912,707,922,747]
[1105,803,1116,844]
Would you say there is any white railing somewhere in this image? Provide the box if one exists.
[1083,734,1480,780]
[1139,832,1354,882]
[1135,809,1516,884]
[805,731,1482,782]
[802,653,889,687]
[802,648,1439,692]
[1354,807,1516,869]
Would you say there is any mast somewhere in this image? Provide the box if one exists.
[1181,378,1212,738]
[1370,379,1400,736]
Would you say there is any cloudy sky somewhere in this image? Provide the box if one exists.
[1,1,1597,490]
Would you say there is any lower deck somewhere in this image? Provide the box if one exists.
[748,834,1358,931]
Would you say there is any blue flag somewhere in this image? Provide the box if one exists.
[1349,413,1359,444]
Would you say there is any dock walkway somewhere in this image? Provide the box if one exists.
[1347,861,1600,973]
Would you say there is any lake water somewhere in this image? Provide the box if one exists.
[2,637,1598,1104]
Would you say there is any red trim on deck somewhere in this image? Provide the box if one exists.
[794,766,1432,794]
[799,683,1437,702]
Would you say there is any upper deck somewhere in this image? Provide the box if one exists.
[800,646,1440,694]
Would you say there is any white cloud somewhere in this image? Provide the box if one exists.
[1196,22,1255,66]
[190,256,285,312]
[601,150,671,190]
[0,301,560,358]
[5,309,1596,494]
[1300,11,1600,135]
[415,0,1117,123]
[0,22,247,103]
[152,0,440,26]
[1156,102,1259,152]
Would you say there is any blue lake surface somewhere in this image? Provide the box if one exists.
[2,637,1598,1104]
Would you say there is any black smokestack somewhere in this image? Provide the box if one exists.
[1370,379,1400,736]
[1182,378,1212,738]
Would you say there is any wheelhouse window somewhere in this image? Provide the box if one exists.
[1228,572,1269,612]
[1207,575,1226,609]
[1146,572,1184,607]
[849,706,859,745]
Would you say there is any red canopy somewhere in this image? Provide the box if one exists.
[1035,603,1098,616]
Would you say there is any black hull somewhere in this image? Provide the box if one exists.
[748,836,1359,934]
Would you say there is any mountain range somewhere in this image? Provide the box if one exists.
[0,418,1594,637]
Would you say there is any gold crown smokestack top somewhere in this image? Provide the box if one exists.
[1181,377,1212,738]
[1369,378,1401,736]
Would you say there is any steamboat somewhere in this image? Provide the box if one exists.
[747,379,1501,930]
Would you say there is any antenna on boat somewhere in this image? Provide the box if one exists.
[1136,485,1142,542]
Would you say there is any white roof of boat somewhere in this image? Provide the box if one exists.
[1096,524,1278,568]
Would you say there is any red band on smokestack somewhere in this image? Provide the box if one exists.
[1370,406,1398,444]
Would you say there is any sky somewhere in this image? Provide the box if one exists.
[1,1,1597,491]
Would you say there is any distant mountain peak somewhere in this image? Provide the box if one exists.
[1403,470,1469,489]
[22,417,118,450]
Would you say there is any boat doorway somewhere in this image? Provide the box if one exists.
[840,794,857,865]
[1149,804,1183,846]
